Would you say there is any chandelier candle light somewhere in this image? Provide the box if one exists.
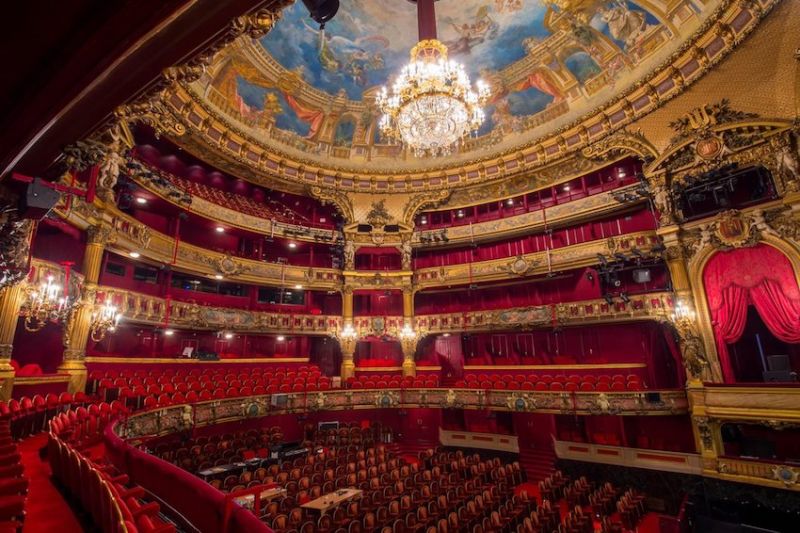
[22,275,70,332]
[376,0,489,157]
[90,299,122,342]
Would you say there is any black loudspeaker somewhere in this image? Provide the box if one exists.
[19,178,60,219]
[645,392,662,403]
[384,224,399,233]
[357,224,373,232]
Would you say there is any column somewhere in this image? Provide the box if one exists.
[60,224,114,393]
[340,286,356,380]
[401,286,416,377]
[0,284,26,400]
[659,226,721,383]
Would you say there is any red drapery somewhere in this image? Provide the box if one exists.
[513,71,564,101]
[284,94,324,139]
[704,244,800,382]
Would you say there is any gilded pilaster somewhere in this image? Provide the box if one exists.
[60,224,114,392]
[401,285,417,377]
[339,332,357,381]
[0,284,25,400]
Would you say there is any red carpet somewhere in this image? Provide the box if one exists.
[18,434,84,533]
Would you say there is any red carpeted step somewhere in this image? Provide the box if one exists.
[18,434,84,533]
[519,446,557,482]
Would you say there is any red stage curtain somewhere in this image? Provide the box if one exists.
[704,245,800,382]
[284,94,324,139]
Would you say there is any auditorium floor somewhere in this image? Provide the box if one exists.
[19,434,85,533]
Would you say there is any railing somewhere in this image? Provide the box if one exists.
[713,456,800,491]
[115,388,689,441]
[414,292,674,333]
[553,440,702,475]
[25,260,674,334]
[53,203,343,290]
[413,183,644,245]
[414,230,662,288]
[439,428,519,453]
[692,384,800,424]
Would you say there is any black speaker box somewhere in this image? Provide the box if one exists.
[19,178,60,219]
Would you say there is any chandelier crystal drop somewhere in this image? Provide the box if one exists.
[376,2,489,158]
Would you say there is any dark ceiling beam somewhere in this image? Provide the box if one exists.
[0,0,283,179]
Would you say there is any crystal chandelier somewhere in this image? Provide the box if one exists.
[90,299,122,342]
[22,275,71,332]
[376,0,489,157]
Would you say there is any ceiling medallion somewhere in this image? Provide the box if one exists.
[376,0,489,157]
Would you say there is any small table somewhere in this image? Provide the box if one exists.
[232,487,287,510]
[301,488,363,515]
[197,458,265,480]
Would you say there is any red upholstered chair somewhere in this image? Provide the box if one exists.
[507,382,520,390]
[579,383,594,391]
[595,382,610,392]
[626,381,642,391]
[540,375,553,384]
[564,382,578,392]
[534,382,547,391]
[549,382,564,391]
[521,381,535,391]
[610,381,626,391]
[611,374,625,383]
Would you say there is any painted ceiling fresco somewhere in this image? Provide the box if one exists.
[201,0,714,165]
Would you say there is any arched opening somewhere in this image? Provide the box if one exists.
[703,243,800,383]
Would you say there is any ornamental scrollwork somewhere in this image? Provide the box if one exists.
[771,465,799,487]
[694,416,714,451]
[374,391,400,409]
[505,255,539,277]
[588,393,621,415]
[402,189,450,226]
[683,208,788,261]
[580,129,658,164]
[308,186,354,223]
[506,393,538,412]
[442,389,464,409]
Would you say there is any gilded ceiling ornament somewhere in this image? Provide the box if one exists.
[365,200,392,227]
[668,99,758,145]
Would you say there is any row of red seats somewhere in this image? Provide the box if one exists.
[135,157,315,227]
[0,392,91,440]
[89,364,321,381]
[0,417,27,531]
[346,374,440,389]
[49,406,176,533]
[455,373,646,392]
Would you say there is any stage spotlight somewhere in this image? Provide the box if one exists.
[603,294,614,305]
[620,292,631,304]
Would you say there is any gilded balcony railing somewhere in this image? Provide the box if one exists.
[117,388,689,440]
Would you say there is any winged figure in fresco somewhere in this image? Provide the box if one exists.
[302,19,388,84]
[443,6,499,55]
